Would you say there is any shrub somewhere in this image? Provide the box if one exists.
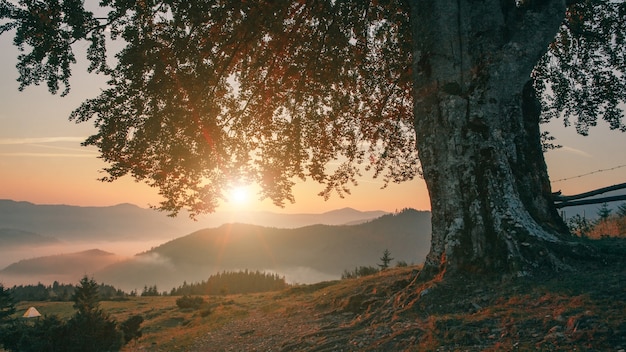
[120,315,144,343]
[396,260,408,267]
[341,266,379,279]
[176,295,205,310]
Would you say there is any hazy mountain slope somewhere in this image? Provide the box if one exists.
[95,209,431,291]
[0,228,60,247]
[232,208,389,228]
[0,200,186,241]
[0,249,125,286]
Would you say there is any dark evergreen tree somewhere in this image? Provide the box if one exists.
[11,315,69,352]
[141,285,159,296]
[66,276,123,352]
[0,284,17,350]
[72,277,100,315]
[378,249,394,269]
[618,203,626,218]
[0,284,15,323]
[597,203,612,221]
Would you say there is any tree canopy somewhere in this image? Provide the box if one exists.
[0,0,624,217]
[534,1,626,135]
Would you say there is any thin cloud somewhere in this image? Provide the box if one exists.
[557,146,593,158]
[0,137,86,145]
[0,152,97,158]
[0,137,97,157]
[29,143,96,154]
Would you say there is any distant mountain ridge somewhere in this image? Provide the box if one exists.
[0,200,389,243]
[0,200,187,242]
[224,207,389,229]
[0,228,60,247]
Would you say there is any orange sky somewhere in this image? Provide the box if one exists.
[1,35,625,215]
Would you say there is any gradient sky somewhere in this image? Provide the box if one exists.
[1,34,624,215]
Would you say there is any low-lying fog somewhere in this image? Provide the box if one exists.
[0,241,341,291]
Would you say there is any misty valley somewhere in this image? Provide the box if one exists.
[0,200,431,293]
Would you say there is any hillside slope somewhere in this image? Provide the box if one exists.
[9,239,623,351]
[96,209,431,291]
[158,238,626,351]
[0,249,125,286]
[0,228,60,247]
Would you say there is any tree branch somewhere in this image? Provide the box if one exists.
[555,195,626,209]
[553,182,626,202]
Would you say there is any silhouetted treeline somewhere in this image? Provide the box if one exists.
[9,281,125,302]
[141,285,161,296]
[170,270,288,296]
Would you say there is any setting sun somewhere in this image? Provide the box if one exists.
[229,186,250,205]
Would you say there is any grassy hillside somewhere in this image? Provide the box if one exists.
[9,238,625,351]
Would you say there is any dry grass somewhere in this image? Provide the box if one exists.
[9,239,626,351]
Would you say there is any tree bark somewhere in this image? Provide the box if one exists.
[409,0,573,278]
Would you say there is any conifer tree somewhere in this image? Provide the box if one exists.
[597,203,612,221]
[0,284,15,323]
[66,276,122,352]
[0,284,17,349]
[618,203,626,218]
[379,249,394,270]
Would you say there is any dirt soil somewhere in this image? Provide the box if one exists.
[127,238,626,352]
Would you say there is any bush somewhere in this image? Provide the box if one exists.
[567,214,594,237]
[341,266,380,279]
[120,315,144,343]
[396,260,408,267]
[176,295,205,310]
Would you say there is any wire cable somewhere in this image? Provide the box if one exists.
[551,164,626,183]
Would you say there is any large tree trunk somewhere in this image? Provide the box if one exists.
[410,0,574,278]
